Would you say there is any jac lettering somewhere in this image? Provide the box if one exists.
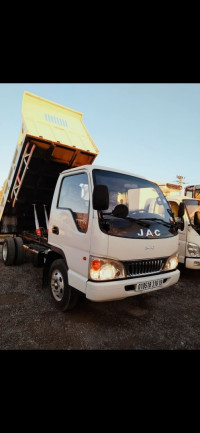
[137,228,161,237]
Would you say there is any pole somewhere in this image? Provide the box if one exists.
[33,204,41,236]
[43,204,49,233]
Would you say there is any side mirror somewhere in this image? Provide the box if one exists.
[178,202,185,218]
[175,219,184,231]
[194,211,200,226]
[175,202,185,231]
[93,185,109,210]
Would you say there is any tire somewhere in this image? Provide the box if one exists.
[2,237,16,266]
[14,237,24,265]
[48,259,79,311]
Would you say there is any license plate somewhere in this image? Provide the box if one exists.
[136,279,163,292]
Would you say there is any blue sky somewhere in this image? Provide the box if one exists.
[0,83,200,190]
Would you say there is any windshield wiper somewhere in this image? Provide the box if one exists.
[138,217,175,228]
[101,208,174,228]
[101,213,149,227]
[124,216,149,227]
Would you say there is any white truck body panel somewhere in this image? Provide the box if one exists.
[107,233,178,261]
[86,270,180,302]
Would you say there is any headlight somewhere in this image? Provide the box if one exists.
[163,252,179,271]
[89,256,126,281]
[187,242,200,257]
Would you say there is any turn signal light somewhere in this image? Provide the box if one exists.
[91,259,101,271]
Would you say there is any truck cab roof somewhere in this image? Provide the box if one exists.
[60,164,148,181]
[166,195,199,203]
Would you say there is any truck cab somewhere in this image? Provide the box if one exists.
[47,165,180,308]
[166,195,200,269]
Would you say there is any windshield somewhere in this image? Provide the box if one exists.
[184,199,200,225]
[93,169,176,239]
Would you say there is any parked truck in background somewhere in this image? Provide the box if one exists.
[165,194,200,269]
[0,92,181,311]
[155,182,200,270]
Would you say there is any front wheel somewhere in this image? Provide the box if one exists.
[48,259,79,311]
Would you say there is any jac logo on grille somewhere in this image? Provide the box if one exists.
[137,229,161,237]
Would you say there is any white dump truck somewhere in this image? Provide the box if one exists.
[0,91,181,311]
[166,194,200,269]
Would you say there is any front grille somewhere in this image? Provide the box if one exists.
[124,258,166,277]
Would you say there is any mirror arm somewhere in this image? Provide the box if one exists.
[175,217,184,231]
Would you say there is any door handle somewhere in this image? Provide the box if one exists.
[52,226,59,235]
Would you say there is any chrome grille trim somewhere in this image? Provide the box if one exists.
[124,258,166,277]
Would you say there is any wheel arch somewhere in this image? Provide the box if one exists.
[42,246,68,287]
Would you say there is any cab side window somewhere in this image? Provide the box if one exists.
[58,173,89,233]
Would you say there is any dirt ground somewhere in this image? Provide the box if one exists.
[0,242,200,350]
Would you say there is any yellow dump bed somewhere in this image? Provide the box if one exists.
[0,91,99,224]
[21,91,99,165]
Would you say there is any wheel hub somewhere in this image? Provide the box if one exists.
[51,270,64,301]
[2,243,8,261]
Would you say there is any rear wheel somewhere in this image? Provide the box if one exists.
[14,237,24,265]
[49,259,79,311]
[2,237,16,266]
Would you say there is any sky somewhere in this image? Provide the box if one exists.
[0,83,200,191]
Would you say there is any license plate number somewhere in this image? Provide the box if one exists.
[136,279,163,292]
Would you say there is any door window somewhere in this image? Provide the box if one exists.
[58,173,89,233]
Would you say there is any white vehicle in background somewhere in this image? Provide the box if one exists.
[166,195,200,269]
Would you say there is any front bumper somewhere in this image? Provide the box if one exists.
[185,257,200,269]
[86,269,180,302]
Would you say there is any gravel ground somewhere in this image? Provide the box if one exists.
[0,243,200,350]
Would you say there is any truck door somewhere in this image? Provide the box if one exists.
[49,171,91,292]
[168,200,186,263]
